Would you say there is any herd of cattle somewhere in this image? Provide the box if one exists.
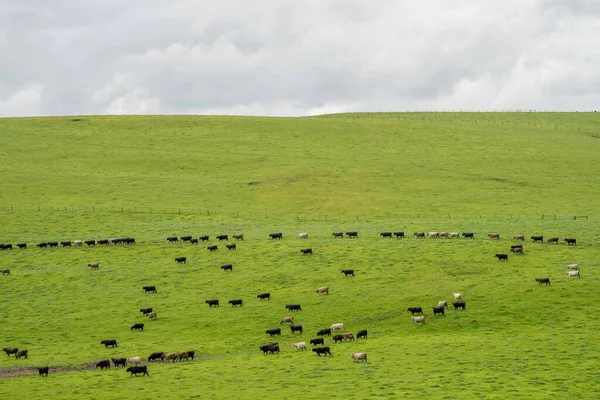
[1,228,584,377]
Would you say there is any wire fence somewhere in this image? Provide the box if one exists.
[0,205,590,221]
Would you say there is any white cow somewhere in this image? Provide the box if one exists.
[330,323,344,331]
[567,270,581,278]
[566,264,579,270]
[428,232,439,238]
[437,301,448,309]
[292,342,306,350]
[448,232,460,238]
[411,315,425,325]
[453,293,463,302]
[297,232,308,239]
[126,357,141,365]
[350,353,367,363]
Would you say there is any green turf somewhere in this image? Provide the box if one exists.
[0,113,599,399]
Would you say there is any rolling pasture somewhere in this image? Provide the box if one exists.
[0,113,599,399]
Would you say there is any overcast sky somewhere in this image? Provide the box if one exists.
[1,0,599,117]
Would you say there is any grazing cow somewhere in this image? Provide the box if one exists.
[437,301,448,309]
[143,286,157,293]
[146,312,157,320]
[346,231,358,238]
[280,316,294,325]
[226,243,236,250]
[286,304,302,311]
[380,232,392,238]
[216,235,229,241]
[317,328,331,336]
[17,243,27,249]
[126,366,149,377]
[266,328,281,337]
[300,248,313,255]
[228,299,243,307]
[411,315,425,325]
[15,349,28,359]
[205,300,219,307]
[61,241,71,247]
[548,237,559,244]
[85,240,96,246]
[333,334,344,343]
[269,232,283,240]
[88,263,99,269]
[1,269,10,275]
[350,353,367,363]
[332,232,344,238]
[407,307,423,315]
[310,338,324,346]
[37,242,48,248]
[291,325,303,334]
[565,238,577,245]
[566,264,579,270]
[175,257,186,264]
[298,232,309,239]
[316,286,329,295]
[38,367,49,377]
[167,236,178,243]
[488,233,500,239]
[101,340,118,348]
[148,352,164,362]
[513,235,525,241]
[96,360,111,370]
[343,333,354,341]
[112,358,127,367]
[341,269,355,277]
[257,292,270,300]
[199,235,209,241]
[531,235,544,243]
[567,270,581,278]
[356,329,368,339]
[312,347,332,356]
[190,238,199,244]
[432,306,445,316]
[180,235,192,242]
[453,293,463,302]
[233,234,244,240]
[453,302,466,310]
[130,323,144,331]
[207,245,218,252]
[127,357,142,366]
[428,232,439,238]
[221,264,233,272]
[140,308,152,315]
[535,278,551,286]
[330,323,344,331]
[414,232,425,238]
[495,254,508,261]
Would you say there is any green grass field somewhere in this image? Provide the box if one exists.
[0,113,599,399]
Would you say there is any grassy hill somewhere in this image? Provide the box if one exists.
[0,113,599,399]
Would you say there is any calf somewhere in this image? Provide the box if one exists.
[531,235,544,243]
[316,286,329,295]
[205,300,219,307]
[488,233,500,239]
[148,352,164,362]
[96,360,111,370]
[207,245,218,252]
[175,257,186,264]
[346,231,358,238]
[233,234,244,240]
[565,238,577,245]
[266,328,281,337]
[356,329,368,339]
[394,232,405,238]
[300,248,313,255]
[221,264,233,271]
[226,243,236,250]
[228,299,243,307]
[143,286,157,293]
[380,232,392,238]
[341,269,355,277]
[112,358,127,367]
[38,367,49,377]
[310,338,325,346]
[126,366,149,377]
[432,306,445,316]
[269,232,283,240]
[216,235,229,241]
[257,292,270,300]
[312,347,332,356]
[130,323,144,331]
[547,237,559,244]
[332,232,343,238]
[317,328,331,336]
[101,339,118,348]
[535,278,551,286]
[290,325,303,334]
[350,353,367,363]
[286,304,302,311]
[333,334,344,343]
[407,307,422,315]
[15,349,28,359]
[495,254,508,261]
[167,236,178,242]
[453,302,466,310]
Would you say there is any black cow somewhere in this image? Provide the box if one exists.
[462,232,474,239]
[310,338,324,346]
[257,292,270,300]
[333,334,344,343]
[126,366,149,377]
[180,236,192,241]
[205,300,219,307]
[341,269,355,277]
[61,241,72,247]
[17,243,27,249]
[186,350,195,361]
[317,328,331,336]
[37,242,48,248]
[565,238,577,245]
[291,325,303,334]
[300,248,313,255]
[190,238,199,244]
[97,239,110,245]
[394,232,405,238]
[346,231,358,238]
[535,278,551,286]
[0,244,12,250]
[407,307,423,315]
[140,307,152,315]
[208,245,218,252]
[269,232,283,240]
[312,347,332,356]
[148,352,164,362]
[226,243,236,250]
[531,235,544,243]
[228,299,243,307]
[380,232,392,238]
[175,257,187,264]
[453,302,466,310]
[356,329,368,339]
[15,349,28,359]
[259,343,279,354]
[38,367,49,377]
[96,360,111,370]
[131,323,144,331]
[216,235,229,241]
[167,236,178,242]
[48,241,59,248]
[432,306,445,316]
[100,339,118,348]
[199,235,209,241]
[4,347,19,357]
[495,254,508,261]
[286,304,302,311]
[112,358,127,367]
[85,240,96,246]
[143,286,157,293]
[221,264,233,271]
[266,328,281,337]
[332,232,343,238]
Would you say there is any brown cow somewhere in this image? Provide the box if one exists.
[513,235,525,241]
[316,286,329,295]
[0,269,10,275]
[488,233,500,239]
[2,347,18,357]
[88,263,99,269]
